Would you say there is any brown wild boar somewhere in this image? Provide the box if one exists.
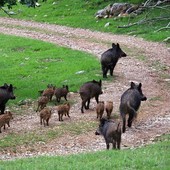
[0,110,13,133]
[40,107,52,126]
[105,101,113,119]
[42,86,55,101]
[96,101,105,120]
[36,96,49,112]
[57,103,71,121]
[54,85,69,103]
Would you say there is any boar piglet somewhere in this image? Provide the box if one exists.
[119,82,147,133]
[36,96,49,112]
[42,86,55,101]
[0,84,16,114]
[95,118,121,150]
[105,101,113,119]
[0,110,13,133]
[40,107,52,126]
[57,103,71,121]
[96,101,105,120]
[79,80,103,113]
[55,85,69,103]
[101,43,127,78]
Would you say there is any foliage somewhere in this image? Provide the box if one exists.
[0,0,169,42]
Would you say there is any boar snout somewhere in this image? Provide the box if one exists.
[95,131,100,135]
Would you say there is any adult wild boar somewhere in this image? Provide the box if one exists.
[79,80,103,113]
[119,82,147,133]
[95,118,122,150]
[101,43,127,78]
[0,84,16,114]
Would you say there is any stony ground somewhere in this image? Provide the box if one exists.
[0,17,170,160]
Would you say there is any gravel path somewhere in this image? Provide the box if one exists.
[0,17,170,160]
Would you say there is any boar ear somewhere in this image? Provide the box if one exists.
[112,43,116,48]
[138,83,142,89]
[8,84,13,91]
[116,43,120,48]
[130,82,135,89]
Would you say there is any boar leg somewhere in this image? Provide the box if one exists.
[106,143,110,150]
[81,101,86,113]
[46,118,49,126]
[95,96,99,104]
[64,95,67,101]
[112,140,116,149]
[86,99,90,109]
[127,113,134,128]
[102,65,108,78]
[122,115,126,133]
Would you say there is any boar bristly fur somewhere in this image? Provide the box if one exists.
[55,85,69,103]
[79,80,103,113]
[40,108,52,126]
[0,110,13,133]
[96,101,105,120]
[36,96,49,112]
[105,101,113,119]
[57,103,71,121]
[95,118,122,150]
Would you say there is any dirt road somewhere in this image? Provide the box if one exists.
[0,17,170,160]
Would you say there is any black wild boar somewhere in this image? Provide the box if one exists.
[101,43,127,78]
[54,85,69,103]
[119,82,147,133]
[79,80,103,113]
[96,101,105,120]
[95,118,122,150]
[0,84,16,114]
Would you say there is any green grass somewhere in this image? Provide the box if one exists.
[1,0,169,42]
[0,134,169,170]
[0,33,101,104]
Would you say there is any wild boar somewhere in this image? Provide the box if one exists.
[0,110,13,133]
[105,101,113,119]
[101,43,127,78]
[79,80,103,113]
[39,107,52,126]
[0,84,16,114]
[42,86,55,101]
[96,101,105,120]
[36,96,49,112]
[54,85,69,103]
[57,103,71,121]
[119,82,147,133]
[95,118,122,149]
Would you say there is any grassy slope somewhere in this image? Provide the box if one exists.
[0,135,169,170]
[0,33,101,103]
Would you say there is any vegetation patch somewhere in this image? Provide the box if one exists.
[0,134,169,170]
[0,34,101,104]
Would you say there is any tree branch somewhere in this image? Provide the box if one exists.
[118,16,170,28]
[0,6,11,17]
[155,22,170,32]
